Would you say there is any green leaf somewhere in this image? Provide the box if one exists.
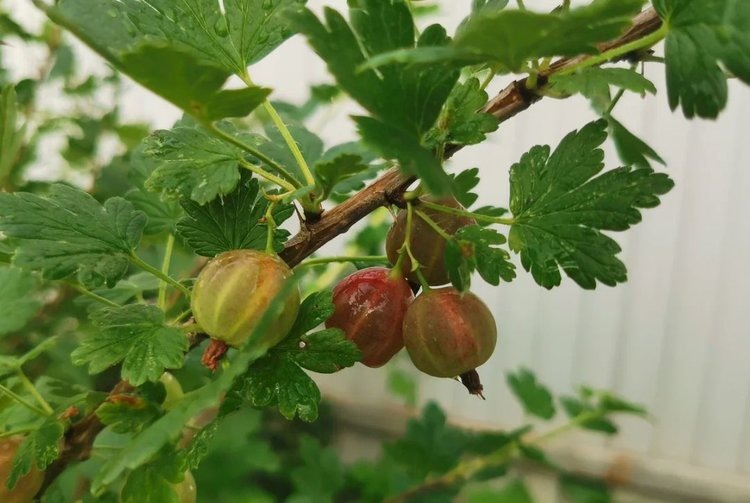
[0,85,24,182]
[559,473,611,503]
[450,168,481,208]
[176,176,293,257]
[288,436,345,503]
[384,402,467,478]
[445,225,516,292]
[657,0,750,119]
[0,267,42,336]
[599,392,647,416]
[467,480,533,503]
[71,305,188,386]
[292,328,362,374]
[290,3,459,194]
[291,5,458,136]
[256,124,324,186]
[387,368,418,407]
[92,279,298,493]
[120,452,186,503]
[143,120,261,205]
[235,353,321,422]
[40,0,305,119]
[356,116,452,195]
[559,396,618,435]
[508,120,674,289]
[549,67,656,112]
[96,396,162,434]
[0,184,146,287]
[506,368,555,420]
[289,290,335,335]
[607,116,665,169]
[425,78,498,148]
[455,0,646,71]
[7,418,65,489]
[314,151,370,200]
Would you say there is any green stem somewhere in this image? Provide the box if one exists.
[130,252,191,299]
[158,234,175,311]
[0,383,50,417]
[399,203,431,291]
[604,87,627,117]
[70,283,121,308]
[479,65,498,92]
[16,370,54,415]
[264,201,278,255]
[555,24,669,78]
[239,71,316,187]
[238,159,297,193]
[296,255,389,269]
[205,122,299,188]
[171,308,193,325]
[419,200,515,226]
[516,0,526,9]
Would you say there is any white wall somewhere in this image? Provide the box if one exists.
[7,0,750,495]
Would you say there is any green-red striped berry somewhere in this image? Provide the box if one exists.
[326,267,414,367]
[403,287,497,378]
[191,250,299,349]
[386,196,475,286]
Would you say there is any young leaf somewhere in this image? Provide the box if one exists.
[0,184,146,287]
[176,176,293,257]
[289,290,335,335]
[506,368,556,420]
[445,225,516,292]
[0,267,42,337]
[143,120,263,205]
[454,0,646,72]
[656,0,749,118]
[71,305,188,386]
[508,120,674,289]
[7,418,65,489]
[607,116,665,169]
[425,78,498,148]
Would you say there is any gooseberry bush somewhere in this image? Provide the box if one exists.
[0,0,747,501]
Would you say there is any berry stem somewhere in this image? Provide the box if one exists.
[418,200,515,226]
[130,252,191,299]
[296,255,388,268]
[68,283,121,308]
[158,233,175,311]
[17,370,54,415]
[0,382,50,417]
[414,209,453,241]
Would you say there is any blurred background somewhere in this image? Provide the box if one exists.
[4,0,750,501]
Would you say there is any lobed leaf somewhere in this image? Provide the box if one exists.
[506,368,556,420]
[176,176,293,257]
[72,305,188,386]
[0,267,43,337]
[508,120,674,289]
[0,184,146,287]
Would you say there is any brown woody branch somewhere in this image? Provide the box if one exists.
[41,7,662,495]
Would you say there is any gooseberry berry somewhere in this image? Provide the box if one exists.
[191,249,300,349]
[386,197,475,286]
[326,267,414,367]
[403,287,497,377]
